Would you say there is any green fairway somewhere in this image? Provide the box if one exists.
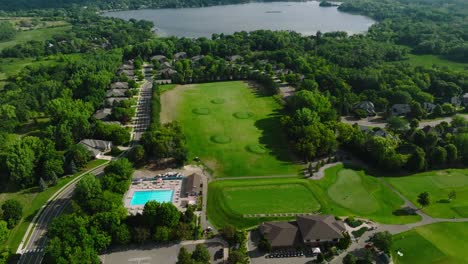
[386,169,468,218]
[207,165,420,229]
[208,178,320,228]
[160,81,301,177]
[393,222,468,264]
[0,25,70,51]
[405,54,468,71]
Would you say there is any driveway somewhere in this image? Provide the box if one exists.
[101,239,225,264]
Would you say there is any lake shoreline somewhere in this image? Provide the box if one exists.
[102,1,375,38]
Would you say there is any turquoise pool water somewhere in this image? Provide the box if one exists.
[130,190,174,205]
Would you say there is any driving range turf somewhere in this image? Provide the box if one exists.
[160,81,301,177]
[385,169,468,218]
[392,222,468,264]
[207,165,420,229]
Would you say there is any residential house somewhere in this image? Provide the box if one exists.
[423,102,436,114]
[463,93,468,106]
[151,55,168,63]
[110,82,129,89]
[79,139,112,158]
[259,215,346,249]
[106,97,127,106]
[119,63,134,71]
[174,52,187,60]
[353,101,376,116]
[391,104,411,116]
[159,68,178,79]
[93,108,112,121]
[161,61,173,69]
[106,89,128,98]
[117,69,135,79]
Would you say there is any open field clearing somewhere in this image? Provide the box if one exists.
[160,81,301,177]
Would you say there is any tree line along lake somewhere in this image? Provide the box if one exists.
[102,1,375,38]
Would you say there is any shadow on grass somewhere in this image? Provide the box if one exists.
[437,199,450,204]
[254,109,300,165]
[393,207,418,216]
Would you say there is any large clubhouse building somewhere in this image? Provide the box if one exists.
[259,215,347,248]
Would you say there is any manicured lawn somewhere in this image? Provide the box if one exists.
[208,178,320,229]
[317,165,421,224]
[223,183,320,215]
[405,54,468,71]
[160,81,301,177]
[393,222,468,264]
[207,165,420,229]
[0,25,70,51]
[0,159,108,252]
[385,169,468,218]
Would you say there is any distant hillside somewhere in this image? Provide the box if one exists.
[0,0,255,11]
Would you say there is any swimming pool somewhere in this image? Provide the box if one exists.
[130,190,174,205]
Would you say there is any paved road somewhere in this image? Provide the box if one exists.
[18,75,153,264]
[18,164,108,264]
[133,78,152,142]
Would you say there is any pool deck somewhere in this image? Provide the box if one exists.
[124,179,183,214]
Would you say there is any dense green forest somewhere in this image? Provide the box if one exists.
[0,0,467,262]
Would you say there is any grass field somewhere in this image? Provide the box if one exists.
[207,165,420,228]
[406,54,468,71]
[160,81,301,177]
[208,178,320,228]
[316,165,420,224]
[393,222,468,264]
[0,159,107,252]
[386,169,468,218]
[0,25,70,51]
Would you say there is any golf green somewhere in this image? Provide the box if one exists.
[386,169,468,218]
[160,81,300,177]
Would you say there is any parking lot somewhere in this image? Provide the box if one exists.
[101,241,224,264]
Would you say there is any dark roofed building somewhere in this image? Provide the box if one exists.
[106,89,128,98]
[110,82,129,89]
[296,215,346,246]
[259,221,301,248]
[184,173,203,196]
[93,108,112,120]
[151,55,168,63]
[260,215,346,249]
[174,52,187,60]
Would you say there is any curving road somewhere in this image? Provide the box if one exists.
[18,165,108,264]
